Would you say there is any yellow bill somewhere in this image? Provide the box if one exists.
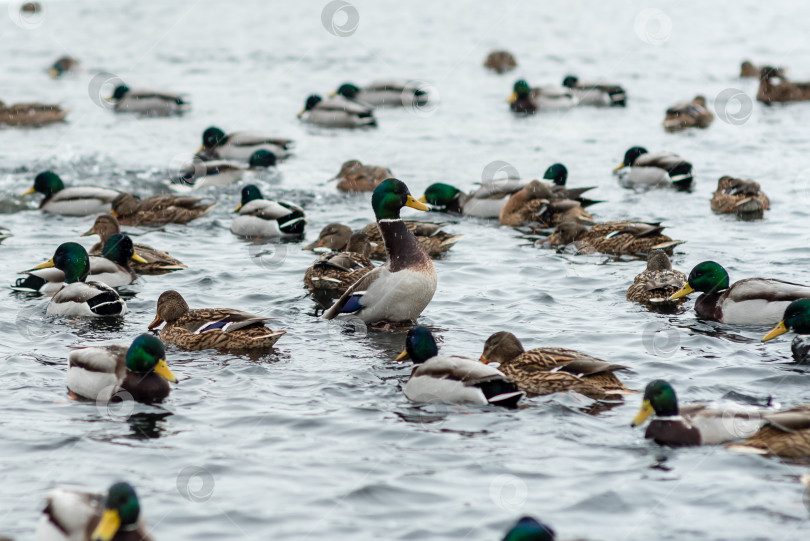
[507,92,517,104]
[417,195,428,203]
[668,283,694,301]
[22,186,36,196]
[405,195,429,212]
[328,90,338,97]
[49,67,59,78]
[233,203,243,212]
[479,355,490,365]
[197,145,205,153]
[762,320,788,342]
[612,163,626,172]
[631,399,654,427]
[31,258,55,270]
[296,109,306,118]
[90,508,121,541]
[131,252,148,263]
[109,210,119,218]
[154,359,178,383]
[395,348,409,361]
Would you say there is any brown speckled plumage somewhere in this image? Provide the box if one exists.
[499,180,597,227]
[710,176,770,215]
[0,101,67,127]
[111,193,215,226]
[662,96,714,132]
[626,249,687,306]
[757,66,810,105]
[333,160,393,192]
[483,50,517,74]
[732,406,810,458]
[550,220,684,256]
[361,220,461,260]
[304,232,375,293]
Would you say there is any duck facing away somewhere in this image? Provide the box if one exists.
[23,171,119,216]
[360,219,462,260]
[323,179,437,326]
[509,79,577,113]
[111,193,215,226]
[480,331,630,399]
[626,249,687,309]
[298,94,376,128]
[613,147,694,190]
[231,185,305,238]
[196,126,292,162]
[483,50,517,74]
[67,334,177,404]
[710,176,769,216]
[662,96,713,132]
[148,290,285,351]
[332,159,393,192]
[669,261,810,325]
[762,298,810,363]
[304,232,374,294]
[562,75,627,106]
[757,66,810,105]
[398,326,523,407]
[550,220,684,257]
[109,85,190,116]
[0,100,68,127]
[728,405,810,458]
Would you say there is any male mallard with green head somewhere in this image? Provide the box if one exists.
[710,176,769,216]
[669,261,810,324]
[762,299,810,363]
[662,96,713,132]
[508,79,577,114]
[196,126,292,162]
[419,178,525,218]
[231,185,305,238]
[22,171,119,216]
[298,94,376,128]
[111,193,215,226]
[323,179,437,325]
[501,516,557,541]
[626,249,687,308]
[109,84,190,116]
[613,146,693,190]
[360,219,461,260]
[332,81,429,108]
[562,74,626,106]
[549,220,684,257]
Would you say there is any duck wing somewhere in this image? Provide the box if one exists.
[322,265,384,319]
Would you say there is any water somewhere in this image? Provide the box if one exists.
[2,0,810,539]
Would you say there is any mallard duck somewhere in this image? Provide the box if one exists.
[304,223,354,251]
[762,299,810,363]
[710,176,769,216]
[613,147,693,190]
[82,214,185,274]
[332,81,429,108]
[483,50,517,74]
[21,1,41,12]
[0,100,67,127]
[669,261,810,324]
[508,79,577,113]
[561,75,626,107]
[22,171,119,216]
[68,334,177,403]
[631,380,765,446]
[479,331,630,398]
[498,180,597,227]
[323,179,437,325]
[14,234,146,294]
[108,85,190,115]
[728,405,810,458]
[196,126,292,162]
[361,219,461,260]
[111,193,215,226]
[148,290,285,351]
[298,94,376,128]
[757,66,810,105]
[396,326,523,407]
[662,96,714,132]
[419,178,525,218]
[502,517,557,541]
[49,56,79,78]
[173,150,276,190]
[304,232,374,294]
[626,249,687,307]
[231,185,305,238]
[23,243,126,316]
[550,220,683,256]
[740,60,760,78]
[332,159,393,192]
[36,482,152,541]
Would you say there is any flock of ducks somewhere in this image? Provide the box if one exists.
[4,31,810,539]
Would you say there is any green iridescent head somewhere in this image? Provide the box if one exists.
[402,325,439,364]
[783,299,810,335]
[542,163,568,186]
[502,516,556,541]
[240,185,263,205]
[101,234,136,266]
[112,85,130,101]
[513,79,531,98]
[621,146,648,167]
[421,182,461,208]
[335,83,361,99]
[632,380,678,427]
[29,171,65,198]
[202,126,226,149]
[371,178,428,220]
[248,150,277,168]
[92,482,141,541]
[125,334,166,373]
[34,242,90,283]
[686,261,730,293]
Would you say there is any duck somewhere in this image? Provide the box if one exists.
[613,147,693,190]
[662,96,714,132]
[757,66,810,105]
[549,220,684,256]
[231,185,305,238]
[173,150,277,190]
[508,79,577,113]
[740,60,760,78]
[332,159,393,192]
[710,176,769,216]
[483,50,517,74]
[304,232,375,294]
[195,126,292,162]
[397,326,523,407]
[361,219,462,260]
[669,261,810,325]
[35,482,152,541]
[23,243,126,316]
[631,380,766,446]
[762,299,810,363]
[82,214,185,274]
[13,233,146,294]
[498,180,598,227]
[0,100,68,127]
[502,516,557,541]
[304,223,355,251]
[626,249,687,307]
[561,75,626,106]
[298,94,376,128]
[323,179,437,326]
[479,331,630,398]
[111,193,215,226]
[728,405,810,458]
[22,171,119,216]
[420,178,525,218]
[332,81,429,108]
[49,56,79,78]
[108,85,190,115]
[148,290,285,351]
[67,334,177,403]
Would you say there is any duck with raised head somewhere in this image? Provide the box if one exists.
[669,261,810,324]
[360,219,461,260]
[304,232,374,294]
[148,290,285,351]
[0,100,67,127]
[762,299,810,363]
[561,75,626,106]
[484,50,517,74]
[710,176,769,216]
[626,249,687,307]
[502,516,557,541]
[757,66,810,105]
[549,220,684,256]
[397,326,523,407]
[332,81,429,108]
[111,193,215,226]
[613,147,694,190]
[332,159,393,192]
[231,184,305,238]
[662,96,714,132]
[323,179,437,325]
[298,94,376,128]
[508,79,577,113]
[108,84,190,115]
[196,126,292,162]
[22,171,119,216]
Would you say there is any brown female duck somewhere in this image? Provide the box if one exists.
[662,96,713,132]
[710,176,769,215]
[626,249,687,307]
[498,179,597,227]
[111,193,215,226]
[0,100,67,127]
[729,406,810,458]
[757,66,810,105]
[361,219,461,260]
[483,50,517,74]
[550,220,684,256]
[333,159,393,192]
[304,231,375,294]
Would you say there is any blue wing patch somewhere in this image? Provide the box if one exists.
[195,320,229,334]
[340,293,364,314]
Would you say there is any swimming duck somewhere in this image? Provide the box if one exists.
[626,249,687,308]
[613,147,694,190]
[631,380,765,446]
[24,243,126,316]
[111,193,215,226]
[67,334,177,403]
[0,100,68,127]
[757,66,810,105]
[662,96,714,132]
[397,326,523,407]
[498,180,597,227]
[549,220,684,256]
[49,56,79,78]
[173,150,277,190]
[561,75,626,106]
[728,405,810,458]
[304,232,375,294]
[483,50,517,74]
[479,331,630,398]
[508,79,577,113]
[669,261,810,325]
[332,81,429,108]
[740,60,760,78]
[304,223,354,251]
[23,171,119,216]
[108,85,190,115]
[419,178,525,218]
[36,482,152,541]
[710,176,769,216]
[148,290,285,351]
[361,219,462,260]
[231,185,305,238]
[196,126,292,162]
[762,299,810,363]
[502,517,557,541]
[14,233,146,294]
[323,179,437,325]
[298,94,376,128]
[332,159,393,192]
[82,214,185,274]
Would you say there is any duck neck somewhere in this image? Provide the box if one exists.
[376,219,429,272]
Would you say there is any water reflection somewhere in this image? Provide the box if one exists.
[127,411,172,440]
